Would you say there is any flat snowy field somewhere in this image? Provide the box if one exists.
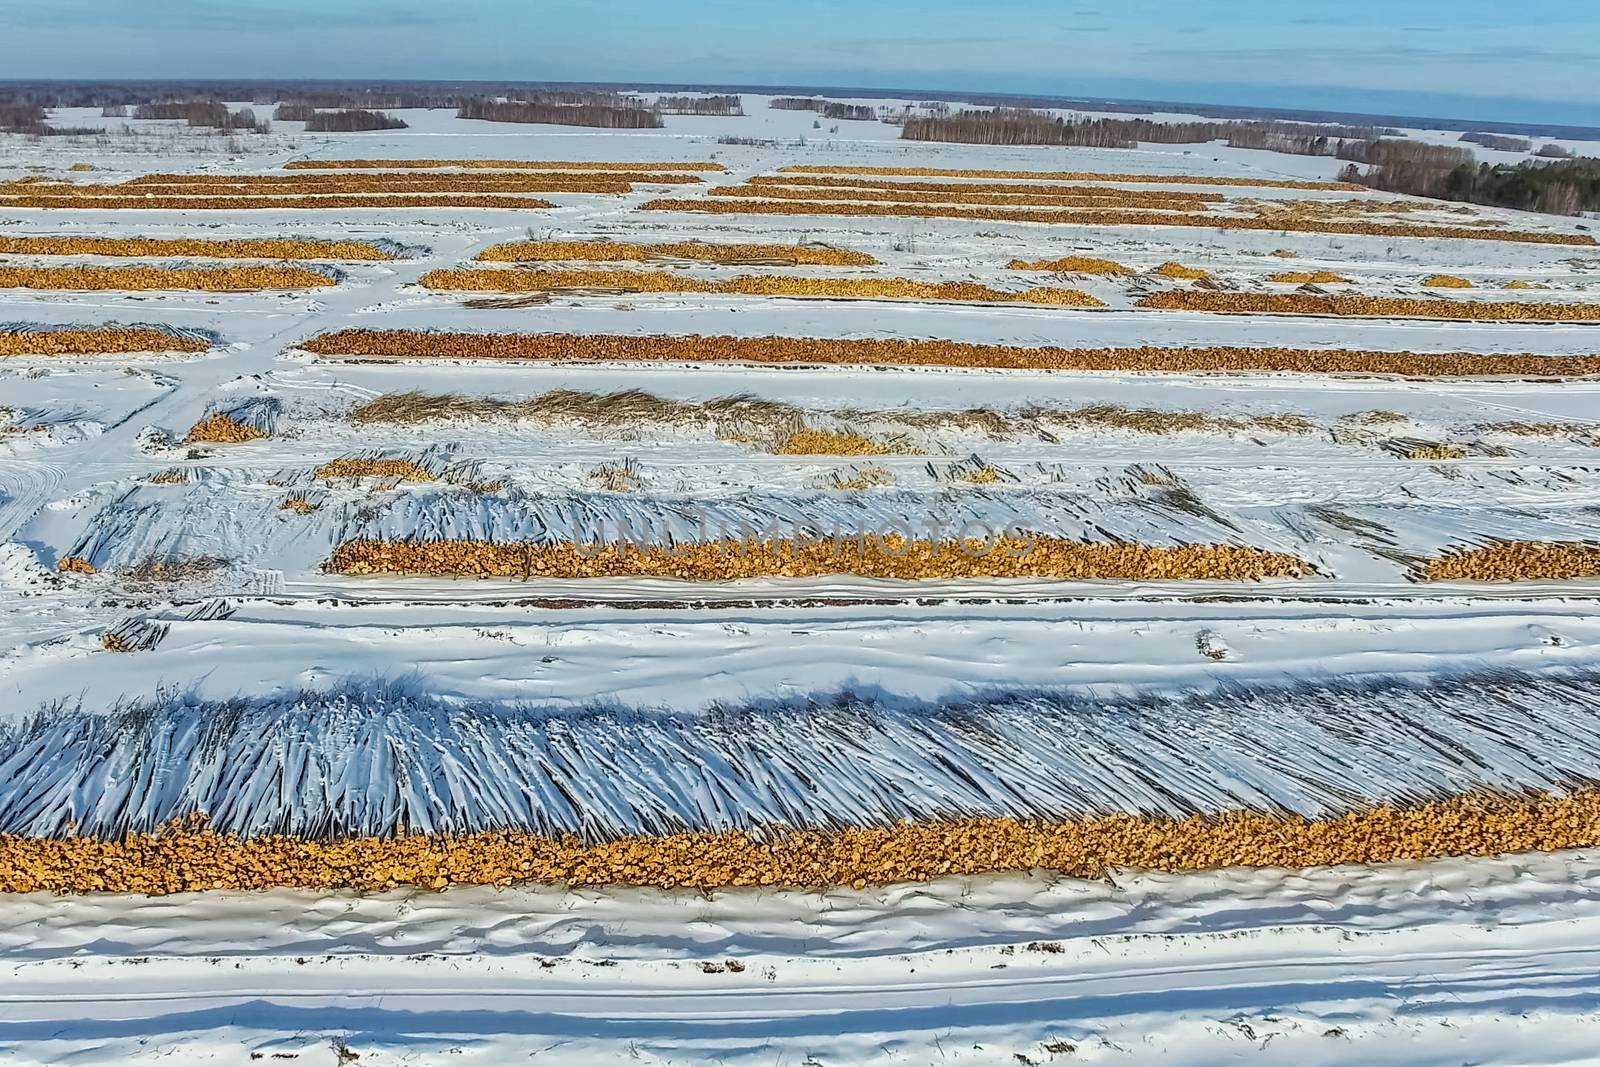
[3,851,1600,1067]
[3,95,1600,1064]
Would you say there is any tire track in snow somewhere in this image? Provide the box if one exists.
[0,458,64,543]
[0,916,1597,1065]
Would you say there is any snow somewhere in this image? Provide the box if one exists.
[7,670,1600,837]
[4,93,1600,1064]
[1,850,1599,1065]
[11,596,1597,713]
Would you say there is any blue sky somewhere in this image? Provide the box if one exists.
[7,0,1598,125]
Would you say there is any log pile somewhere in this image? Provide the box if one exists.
[4,790,1597,893]
[326,537,1314,581]
[300,330,1600,379]
[419,269,1104,307]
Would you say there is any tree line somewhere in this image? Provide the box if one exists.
[653,95,744,116]
[771,98,876,121]
[457,97,663,129]
[303,109,409,132]
[901,108,1392,148]
[1345,143,1600,215]
[131,100,269,132]
[1461,132,1533,153]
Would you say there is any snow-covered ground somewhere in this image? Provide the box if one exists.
[3,851,1600,1065]
[4,95,1600,1065]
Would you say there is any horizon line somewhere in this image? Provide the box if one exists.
[5,76,1598,138]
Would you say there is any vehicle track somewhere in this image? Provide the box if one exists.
[0,457,63,543]
[0,911,1595,1063]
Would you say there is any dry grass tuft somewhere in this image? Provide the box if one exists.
[279,496,319,514]
[1423,274,1475,288]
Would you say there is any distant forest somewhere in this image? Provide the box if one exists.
[4,77,1597,216]
[901,108,1391,150]
[1344,142,1600,216]
[0,80,1596,139]
[131,100,269,132]
[1,100,109,136]
[1461,131,1533,153]
[303,109,409,132]
[771,98,877,121]
[655,95,744,116]
[458,96,663,129]
[901,107,1597,217]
